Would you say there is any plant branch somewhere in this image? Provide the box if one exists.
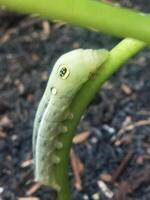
[0,0,150,43]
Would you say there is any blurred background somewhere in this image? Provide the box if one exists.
[0,1,150,200]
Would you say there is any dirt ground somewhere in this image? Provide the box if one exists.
[0,1,150,200]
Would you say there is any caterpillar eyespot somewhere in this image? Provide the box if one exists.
[33,48,109,190]
[58,64,70,79]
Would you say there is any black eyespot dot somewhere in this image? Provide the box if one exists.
[58,64,70,79]
[59,67,67,77]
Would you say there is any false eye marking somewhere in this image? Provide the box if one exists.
[58,64,70,79]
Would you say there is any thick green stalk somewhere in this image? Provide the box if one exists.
[0,0,150,43]
[56,38,147,200]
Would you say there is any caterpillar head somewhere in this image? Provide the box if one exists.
[49,49,109,94]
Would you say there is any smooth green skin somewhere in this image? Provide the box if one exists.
[0,0,150,43]
[56,38,147,200]
[33,49,109,191]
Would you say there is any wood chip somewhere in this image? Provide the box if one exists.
[115,167,150,199]
[115,134,133,146]
[112,151,133,182]
[18,197,40,200]
[0,33,11,44]
[27,94,35,103]
[0,130,7,138]
[26,183,41,196]
[73,131,90,144]
[41,71,48,81]
[136,155,144,165]
[0,115,13,128]
[136,155,150,165]
[18,83,25,95]
[115,181,131,200]
[130,167,150,191]
[100,173,112,183]
[14,79,25,95]
[21,159,33,168]
[32,53,39,62]
[118,118,150,136]
[98,181,114,198]
[123,119,150,133]
[133,118,150,126]
[70,149,84,191]
[121,84,132,95]
[72,42,80,49]
[41,21,51,40]
[130,56,146,66]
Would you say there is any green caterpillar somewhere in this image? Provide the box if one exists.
[33,48,109,190]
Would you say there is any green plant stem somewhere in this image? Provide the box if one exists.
[0,0,150,43]
[56,38,146,200]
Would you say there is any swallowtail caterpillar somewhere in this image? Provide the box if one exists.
[33,48,109,191]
